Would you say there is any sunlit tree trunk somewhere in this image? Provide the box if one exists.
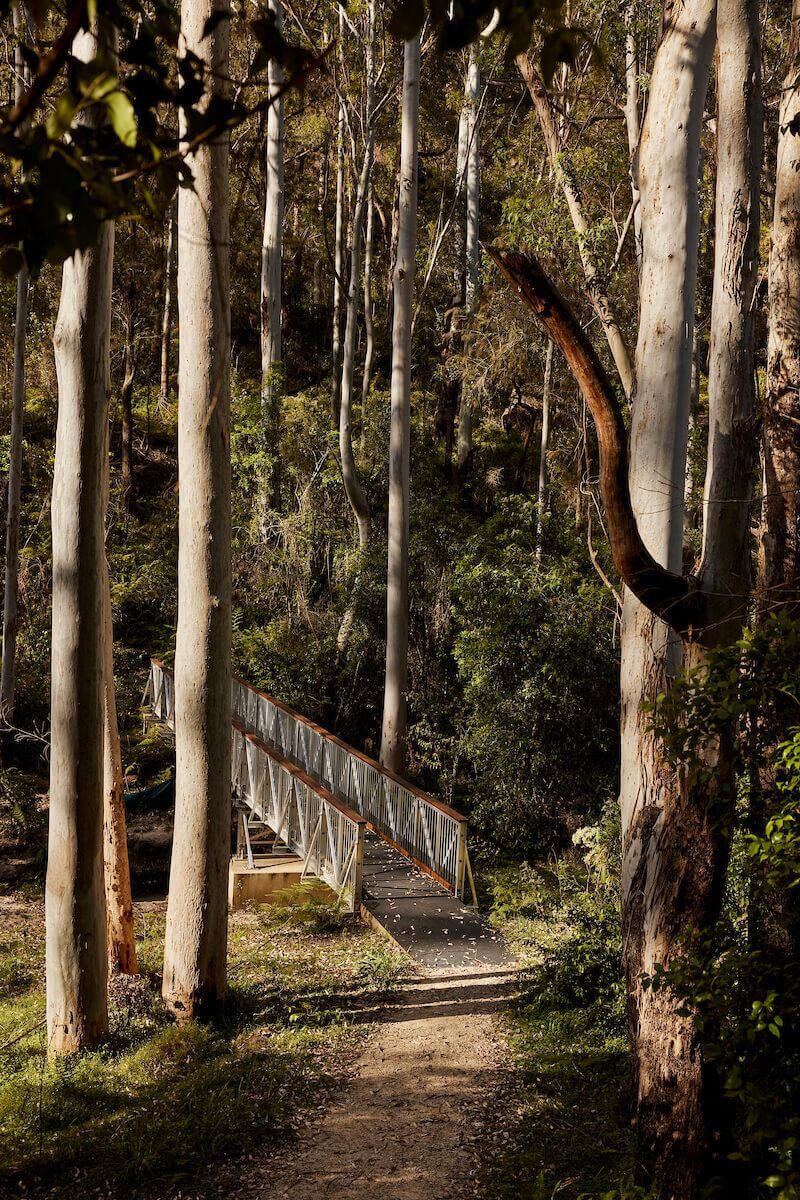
[1,8,30,720]
[457,44,480,470]
[119,285,136,512]
[380,35,420,773]
[330,3,346,427]
[260,0,284,508]
[101,427,137,975]
[162,0,232,1022]
[762,0,800,615]
[517,52,635,397]
[46,25,114,1054]
[624,1,643,269]
[337,0,375,654]
[159,195,176,407]
[535,339,554,561]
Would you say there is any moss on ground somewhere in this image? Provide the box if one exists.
[0,894,406,1199]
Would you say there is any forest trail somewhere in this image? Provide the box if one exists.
[257,966,517,1200]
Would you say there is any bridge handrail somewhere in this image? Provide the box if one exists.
[146,659,365,911]
[227,671,469,897]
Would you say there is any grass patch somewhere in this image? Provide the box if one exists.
[0,893,406,1199]
[478,860,643,1200]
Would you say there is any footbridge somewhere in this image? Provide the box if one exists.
[145,660,513,969]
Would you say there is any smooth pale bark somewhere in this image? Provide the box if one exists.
[330,4,346,427]
[119,295,136,511]
[624,2,643,268]
[159,195,177,406]
[337,0,376,654]
[360,0,377,419]
[380,36,420,774]
[535,339,554,561]
[1,9,30,719]
[620,0,716,1188]
[361,185,375,412]
[457,45,480,469]
[701,0,761,628]
[162,0,232,1022]
[46,29,115,1054]
[260,0,284,506]
[440,69,470,476]
[517,52,635,398]
[762,0,800,614]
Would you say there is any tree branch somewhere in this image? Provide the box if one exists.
[487,246,704,636]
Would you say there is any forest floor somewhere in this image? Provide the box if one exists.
[247,965,517,1200]
[0,855,636,1199]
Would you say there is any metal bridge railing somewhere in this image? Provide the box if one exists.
[229,674,472,899]
[146,659,365,912]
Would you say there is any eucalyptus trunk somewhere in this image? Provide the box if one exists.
[162,0,232,1022]
[380,35,420,773]
[260,0,284,507]
[159,195,176,407]
[762,0,800,615]
[46,28,114,1055]
[457,44,480,470]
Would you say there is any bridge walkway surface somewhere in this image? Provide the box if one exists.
[145,659,512,969]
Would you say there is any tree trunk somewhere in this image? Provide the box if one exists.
[624,1,643,269]
[330,4,346,428]
[162,0,232,1023]
[457,44,480,470]
[337,0,376,654]
[1,9,30,720]
[620,0,717,1190]
[159,194,177,407]
[46,26,114,1055]
[119,294,136,512]
[380,35,420,774]
[762,0,800,615]
[260,0,284,509]
[535,339,554,561]
[101,438,137,975]
[360,0,377,423]
[517,52,635,398]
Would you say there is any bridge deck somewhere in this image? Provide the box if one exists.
[360,833,511,969]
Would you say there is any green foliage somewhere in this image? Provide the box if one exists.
[451,495,618,857]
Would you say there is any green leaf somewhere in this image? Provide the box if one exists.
[105,91,137,148]
[46,93,76,140]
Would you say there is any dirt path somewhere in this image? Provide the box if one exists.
[262,966,517,1200]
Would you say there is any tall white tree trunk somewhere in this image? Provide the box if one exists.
[46,25,115,1054]
[517,53,635,398]
[337,0,376,654]
[624,2,643,269]
[159,195,177,407]
[380,35,420,774]
[701,0,761,624]
[163,0,232,1022]
[260,0,284,505]
[361,184,375,412]
[762,0,800,613]
[1,8,30,719]
[457,44,480,469]
[619,0,716,1186]
[535,339,554,561]
[330,4,346,427]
